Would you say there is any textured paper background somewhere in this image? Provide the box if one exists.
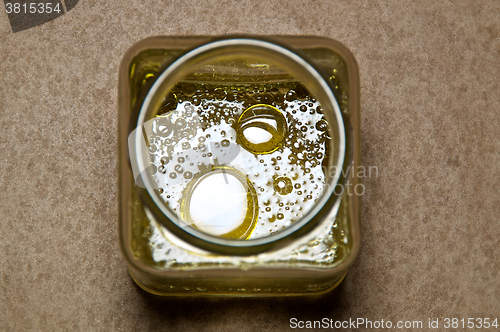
[1,1,499,331]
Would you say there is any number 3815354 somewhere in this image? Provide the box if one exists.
[5,2,62,14]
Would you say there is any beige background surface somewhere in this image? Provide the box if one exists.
[1,1,499,331]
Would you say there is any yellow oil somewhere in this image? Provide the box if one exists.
[145,82,331,240]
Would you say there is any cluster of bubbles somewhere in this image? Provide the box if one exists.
[146,82,331,239]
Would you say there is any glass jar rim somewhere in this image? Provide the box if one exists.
[130,36,348,255]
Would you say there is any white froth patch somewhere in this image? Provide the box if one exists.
[243,127,273,144]
[188,173,247,236]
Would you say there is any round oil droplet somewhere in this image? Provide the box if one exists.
[273,176,293,196]
[235,104,287,154]
[285,90,297,101]
[315,119,328,132]
[179,167,258,239]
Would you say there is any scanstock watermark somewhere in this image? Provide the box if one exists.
[290,318,424,329]
[290,317,500,329]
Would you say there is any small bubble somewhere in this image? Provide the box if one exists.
[160,157,169,164]
[273,176,293,195]
[158,165,166,174]
[214,88,227,100]
[286,90,297,101]
[277,213,284,220]
[184,171,193,179]
[299,105,308,112]
[169,172,177,179]
[177,157,185,164]
[192,97,201,106]
[315,119,328,132]
[175,118,187,129]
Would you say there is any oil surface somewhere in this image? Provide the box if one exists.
[146,82,331,240]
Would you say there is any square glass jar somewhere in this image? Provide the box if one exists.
[118,36,361,296]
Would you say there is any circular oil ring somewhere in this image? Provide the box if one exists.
[235,104,287,155]
[179,166,259,240]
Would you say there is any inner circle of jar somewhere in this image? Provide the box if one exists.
[137,39,344,244]
[146,76,333,239]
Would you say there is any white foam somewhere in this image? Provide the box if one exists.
[188,173,247,236]
[243,127,273,144]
